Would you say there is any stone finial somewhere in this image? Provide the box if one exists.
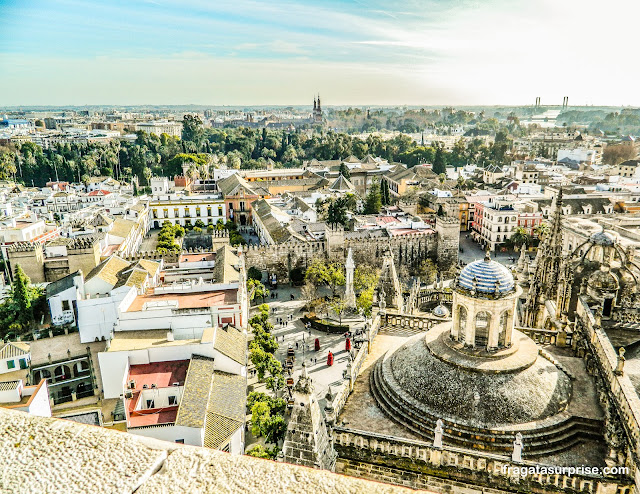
[512,433,523,462]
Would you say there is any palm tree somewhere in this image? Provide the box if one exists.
[533,222,550,240]
[510,226,531,249]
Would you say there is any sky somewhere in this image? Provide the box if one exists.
[1,0,639,107]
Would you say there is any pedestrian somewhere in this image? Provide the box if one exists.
[296,342,299,349]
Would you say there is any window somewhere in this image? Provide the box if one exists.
[207,208,212,217]
[239,201,245,212]
[19,358,28,369]
[175,439,185,444]
[146,399,155,409]
[168,395,178,406]
[218,207,223,216]
[7,360,15,370]
[62,300,70,311]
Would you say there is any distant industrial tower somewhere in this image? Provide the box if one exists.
[535,96,541,108]
[562,96,569,109]
[313,94,323,123]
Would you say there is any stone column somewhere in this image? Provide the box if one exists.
[451,305,459,341]
[488,310,499,349]
[465,306,475,347]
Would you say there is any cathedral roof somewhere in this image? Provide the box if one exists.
[458,254,514,296]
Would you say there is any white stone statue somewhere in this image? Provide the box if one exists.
[433,419,444,449]
[512,432,523,462]
[345,248,356,309]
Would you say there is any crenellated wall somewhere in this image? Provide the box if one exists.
[242,229,450,282]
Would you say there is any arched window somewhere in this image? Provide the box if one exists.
[74,360,90,378]
[33,369,51,383]
[498,311,509,346]
[54,365,71,382]
[475,311,490,347]
[457,306,467,341]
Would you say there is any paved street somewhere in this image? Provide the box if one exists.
[140,229,160,252]
[458,232,519,268]
[248,285,366,411]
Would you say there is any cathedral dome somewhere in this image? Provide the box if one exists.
[458,254,514,296]
[590,230,617,247]
[385,330,571,428]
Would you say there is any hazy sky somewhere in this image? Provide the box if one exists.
[1,0,639,106]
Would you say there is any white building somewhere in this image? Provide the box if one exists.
[0,342,31,376]
[557,148,597,165]
[0,379,51,418]
[135,120,182,138]
[46,271,85,326]
[149,194,226,229]
[98,329,246,453]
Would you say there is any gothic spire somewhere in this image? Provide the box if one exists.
[548,187,564,250]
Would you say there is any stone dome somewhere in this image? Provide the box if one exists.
[590,230,617,247]
[432,304,450,318]
[458,254,514,296]
[386,331,571,428]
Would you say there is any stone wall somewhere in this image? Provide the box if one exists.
[574,297,640,491]
[324,314,381,426]
[243,230,447,282]
[435,216,460,273]
[333,427,632,494]
[7,244,45,283]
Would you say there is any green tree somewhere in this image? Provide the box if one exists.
[432,144,447,175]
[339,162,351,180]
[380,178,391,205]
[305,259,345,298]
[364,180,382,214]
[327,197,348,227]
[247,266,262,282]
[417,259,437,285]
[248,279,270,304]
[510,226,532,248]
[533,222,550,240]
[12,265,33,326]
[247,445,272,459]
[181,115,205,150]
[331,299,347,325]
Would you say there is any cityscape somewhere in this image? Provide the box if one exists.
[1,1,640,494]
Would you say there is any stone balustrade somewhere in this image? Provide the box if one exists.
[383,313,444,331]
[576,298,640,492]
[515,326,573,346]
[326,314,381,425]
[333,427,633,494]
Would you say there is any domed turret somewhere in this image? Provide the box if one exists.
[432,304,450,318]
[458,250,515,297]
